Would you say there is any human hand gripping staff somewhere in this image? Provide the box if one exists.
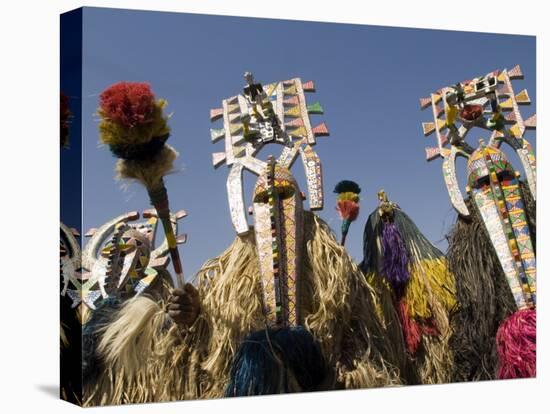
[97,82,186,288]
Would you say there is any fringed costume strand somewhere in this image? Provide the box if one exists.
[84,212,403,405]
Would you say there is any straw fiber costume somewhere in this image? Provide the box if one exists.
[418,65,536,381]
[83,74,408,405]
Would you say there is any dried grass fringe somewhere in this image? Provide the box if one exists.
[406,259,455,384]
[447,197,519,382]
[84,212,405,405]
[367,258,456,384]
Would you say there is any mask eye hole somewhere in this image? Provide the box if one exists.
[497,170,516,186]
[497,170,513,180]
[276,182,295,200]
[253,190,269,203]
[118,243,136,255]
[253,184,296,203]
[474,176,490,188]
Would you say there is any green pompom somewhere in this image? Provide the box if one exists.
[334,180,361,194]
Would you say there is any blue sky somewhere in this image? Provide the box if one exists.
[73,7,536,281]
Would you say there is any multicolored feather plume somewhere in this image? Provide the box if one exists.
[98,82,184,287]
[333,180,361,246]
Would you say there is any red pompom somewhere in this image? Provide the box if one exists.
[496,308,536,379]
[336,200,360,222]
[99,82,156,128]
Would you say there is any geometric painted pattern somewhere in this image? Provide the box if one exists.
[60,222,105,315]
[253,161,303,327]
[419,64,537,217]
[209,74,329,235]
[473,187,529,309]
[80,209,186,304]
[469,144,536,310]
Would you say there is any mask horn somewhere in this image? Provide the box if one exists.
[491,131,536,201]
[488,65,536,200]
[299,144,323,210]
[442,146,470,217]
[82,211,139,271]
[227,163,250,235]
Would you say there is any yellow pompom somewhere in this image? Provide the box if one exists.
[337,192,360,202]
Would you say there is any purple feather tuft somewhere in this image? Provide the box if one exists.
[381,221,410,297]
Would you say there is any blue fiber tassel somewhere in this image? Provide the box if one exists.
[225,326,327,396]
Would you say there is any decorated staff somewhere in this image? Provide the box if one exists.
[419,65,536,380]
[334,180,361,246]
[361,190,456,384]
[97,82,185,287]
